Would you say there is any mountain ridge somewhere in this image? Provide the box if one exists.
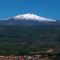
[0,13,58,26]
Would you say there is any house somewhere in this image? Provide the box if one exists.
[47,48,54,53]
[18,56,26,60]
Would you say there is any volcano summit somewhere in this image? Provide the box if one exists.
[0,13,57,26]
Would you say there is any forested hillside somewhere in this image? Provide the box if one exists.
[0,25,60,55]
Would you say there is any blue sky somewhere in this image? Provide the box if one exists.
[0,0,60,19]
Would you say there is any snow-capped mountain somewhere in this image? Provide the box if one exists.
[0,13,58,26]
[14,13,56,22]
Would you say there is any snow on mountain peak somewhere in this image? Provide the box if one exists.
[14,13,56,22]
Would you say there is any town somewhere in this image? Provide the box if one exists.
[0,52,59,60]
[0,55,52,60]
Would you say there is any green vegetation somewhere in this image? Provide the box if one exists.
[0,25,59,55]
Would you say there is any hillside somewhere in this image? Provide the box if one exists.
[0,25,60,55]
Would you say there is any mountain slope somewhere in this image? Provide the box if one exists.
[0,13,57,26]
[0,14,59,55]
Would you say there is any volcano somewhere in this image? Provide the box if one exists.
[0,13,57,26]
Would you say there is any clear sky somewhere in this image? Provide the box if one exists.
[0,0,60,19]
